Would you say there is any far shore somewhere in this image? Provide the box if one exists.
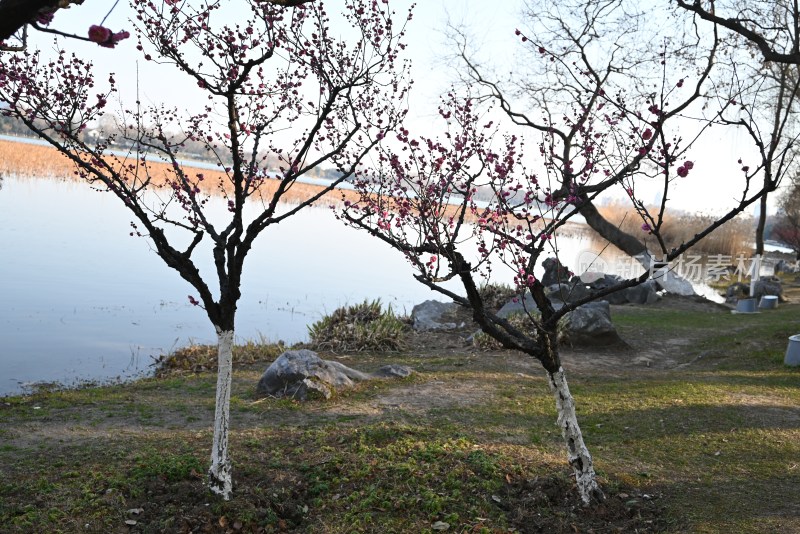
[0,135,585,232]
[0,136,361,207]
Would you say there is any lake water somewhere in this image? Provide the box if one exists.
[0,175,463,395]
[0,174,729,396]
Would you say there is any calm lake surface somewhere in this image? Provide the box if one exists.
[0,175,465,395]
[0,173,726,396]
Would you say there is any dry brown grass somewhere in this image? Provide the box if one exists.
[0,139,363,206]
[597,202,753,256]
[0,139,490,225]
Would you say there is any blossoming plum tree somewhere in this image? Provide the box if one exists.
[449,0,799,287]
[0,0,410,499]
[341,4,779,505]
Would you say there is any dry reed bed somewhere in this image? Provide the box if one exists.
[0,139,361,207]
[0,139,577,233]
[597,203,753,257]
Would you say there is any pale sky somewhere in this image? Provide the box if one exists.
[22,0,781,217]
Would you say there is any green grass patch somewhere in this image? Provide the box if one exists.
[0,303,799,532]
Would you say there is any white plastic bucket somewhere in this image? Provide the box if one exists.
[785,335,800,366]
[735,298,757,313]
[759,295,778,310]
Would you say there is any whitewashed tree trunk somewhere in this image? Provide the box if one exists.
[547,367,603,505]
[208,328,234,500]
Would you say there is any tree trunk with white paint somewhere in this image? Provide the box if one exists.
[547,367,604,505]
[208,328,234,500]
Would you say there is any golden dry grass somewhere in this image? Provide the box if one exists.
[597,202,753,256]
[0,139,484,225]
[0,139,362,207]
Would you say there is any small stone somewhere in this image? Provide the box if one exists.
[125,519,137,526]
[431,521,450,531]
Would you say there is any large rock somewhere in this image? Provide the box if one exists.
[587,274,624,290]
[546,280,591,304]
[411,300,462,331]
[496,293,566,318]
[586,274,660,305]
[497,293,536,318]
[725,282,750,304]
[541,257,573,286]
[726,277,785,303]
[256,349,412,400]
[774,259,790,275]
[587,274,629,304]
[496,296,622,346]
[637,254,695,296]
[624,280,660,305]
[753,276,785,302]
[561,300,623,346]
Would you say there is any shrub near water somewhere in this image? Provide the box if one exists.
[154,339,287,376]
[478,282,519,312]
[307,299,408,352]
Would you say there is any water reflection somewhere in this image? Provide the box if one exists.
[0,175,446,395]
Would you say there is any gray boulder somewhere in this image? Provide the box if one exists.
[496,293,566,319]
[725,282,750,303]
[541,257,573,286]
[774,259,796,275]
[754,277,785,302]
[497,293,536,318]
[546,280,591,304]
[624,280,660,305]
[588,274,629,304]
[485,297,622,347]
[256,349,412,400]
[587,274,624,290]
[637,254,695,296]
[411,300,461,331]
[561,301,623,346]
[587,275,659,305]
[725,278,785,303]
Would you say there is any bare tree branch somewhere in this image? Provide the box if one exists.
[676,0,800,65]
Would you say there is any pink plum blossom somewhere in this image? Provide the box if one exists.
[88,26,130,48]
[88,25,112,44]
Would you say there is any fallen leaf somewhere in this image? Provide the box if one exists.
[431,521,450,531]
[219,516,228,528]
[126,508,144,515]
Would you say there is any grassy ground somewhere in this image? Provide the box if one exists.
[1,297,799,533]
